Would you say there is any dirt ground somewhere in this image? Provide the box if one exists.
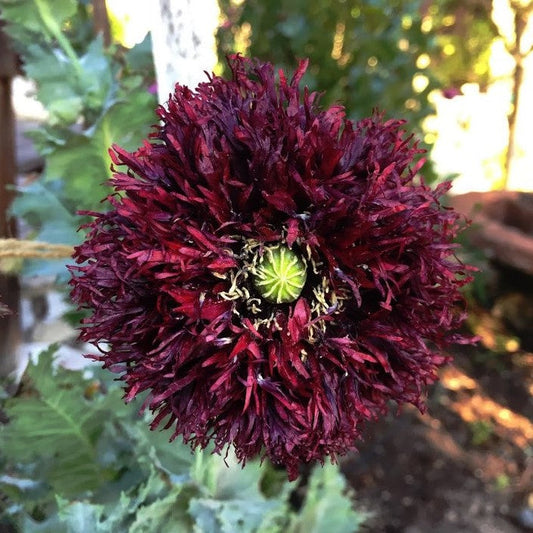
[341,270,533,532]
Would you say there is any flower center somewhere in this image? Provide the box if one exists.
[252,245,307,304]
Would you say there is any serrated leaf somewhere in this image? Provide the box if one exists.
[22,37,114,126]
[129,484,196,533]
[23,45,82,125]
[56,481,133,532]
[54,466,196,533]
[10,181,80,244]
[120,420,197,483]
[78,37,114,113]
[190,449,279,502]
[123,33,154,73]
[287,463,367,533]
[42,129,110,209]
[96,92,157,153]
[41,92,156,212]
[189,453,289,533]
[0,346,111,495]
[189,496,286,533]
[56,497,105,533]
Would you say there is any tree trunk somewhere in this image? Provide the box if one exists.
[0,23,21,378]
[503,2,533,189]
[151,0,220,105]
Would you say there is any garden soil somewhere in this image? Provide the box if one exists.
[341,278,533,532]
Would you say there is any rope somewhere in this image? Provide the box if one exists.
[0,238,73,259]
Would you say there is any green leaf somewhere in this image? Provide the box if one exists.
[55,467,196,533]
[9,178,83,280]
[41,92,156,212]
[42,128,110,207]
[22,37,113,126]
[189,453,289,533]
[10,181,80,244]
[78,37,114,113]
[23,44,83,125]
[287,463,367,533]
[129,483,196,533]
[2,351,366,532]
[20,513,67,533]
[2,4,157,244]
[0,474,50,504]
[56,497,105,533]
[119,421,197,483]
[123,33,154,74]
[189,496,287,533]
[0,0,77,42]
[9,181,80,279]
[98,92,157,153]
[0,346,111,496]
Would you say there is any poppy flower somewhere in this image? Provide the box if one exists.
[70,56,472,480]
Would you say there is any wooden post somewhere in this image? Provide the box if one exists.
[0,22,21,378]
[0,25,16,238]
[92,0,111,47]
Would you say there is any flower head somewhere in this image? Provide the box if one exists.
[70,56,472,480]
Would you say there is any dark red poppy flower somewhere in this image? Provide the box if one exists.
[70,56,473,480]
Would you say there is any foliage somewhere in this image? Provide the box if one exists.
[218,0,438,128]
[424,0,498,90]
[0,347,366,532]
[287,464,366,533]
[0,2,461,528]
[469,419,494,446]
[0,0,157,278]
[0,345,115,496]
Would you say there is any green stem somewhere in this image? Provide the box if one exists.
[35,0,83,75]
[100,116,114,180]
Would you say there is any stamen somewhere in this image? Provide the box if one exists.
[217,238,346,339]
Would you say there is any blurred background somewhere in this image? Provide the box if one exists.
[0,1,532,532]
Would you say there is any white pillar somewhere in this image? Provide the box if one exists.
[151,0,220,105]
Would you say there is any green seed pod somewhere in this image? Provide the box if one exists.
[252,246,307,304]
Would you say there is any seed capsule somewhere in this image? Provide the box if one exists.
[252,246,307,304]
